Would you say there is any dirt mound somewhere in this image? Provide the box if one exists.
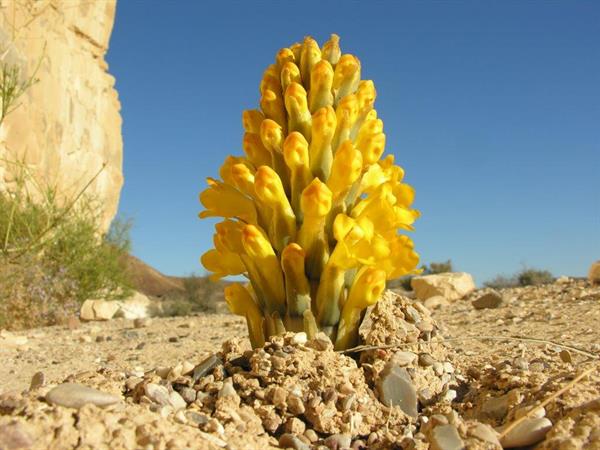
[122,253,185,298]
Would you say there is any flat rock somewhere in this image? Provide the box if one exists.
[192,354,222,383]
[467,422,501,447]
[376,364,418,418]
[45,383,120,409]
[430,424,465,450]
[472,290,504,309]
[80,299,119,321]
[144,383,170,406]
[499,417,552,448]
[411,272,476,301]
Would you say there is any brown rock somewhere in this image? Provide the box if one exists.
[588,261,600,285]
[472,290,504,309]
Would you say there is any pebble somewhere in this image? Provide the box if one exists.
[133,317,149,328]
[512,357,529,371]
[324,433,352,450]
[467,422,501,446]
[304,429,319,443]
[192,354,222,383]
[178,387,196,404]
[292,332,308,345]
[376,364,418,418]
[390,351,417,367]
[430,424,464,450]
[288,394,305,414]
[29,371,45,391]
[144,383,170,406]
[168,391,187,411]
[279,433,311,450]
[0,422,33,449]
[499,417,552,448]
[472,290,504,309]
[45,383,121,409]
[285,417,306,435]
[559,350,572,363]
[418,353,436,367]
[186,411,210,427]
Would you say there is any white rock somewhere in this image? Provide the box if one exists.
[0,330,28,348]
[430,424,464,450]
[80,300,119,321]
[114,291,160,319]
[45,383,120,409]
[499,418,552,448]
[411,272,476,301]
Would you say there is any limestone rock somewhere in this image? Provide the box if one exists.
[45,383,121,409]
[411,272,476,301]
[588,261,600,285]
[115,291,161,319]
[0,1,122,233]
[80,300,119,321]
[499,417,552,448]
[376,363,418,418]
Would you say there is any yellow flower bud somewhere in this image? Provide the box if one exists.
[224,283,265,348]
[260,89,286,132]
[333,54,361,103]
[321,34,341,65]
[281,243,312,331]
[327,140,363,199]
[300,36,321,90]
[335,267,386,349]
[276,47,295,68]
[199,178,257,225]
[283,132,312,216]
[281,61,301,94]
[242,109,265,134]
[332,94,359,152]
[284,82,312,140]
[309,60,334,113]
[243,132,272,168]
[309,105,336,180]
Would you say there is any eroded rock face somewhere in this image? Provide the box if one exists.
[0,0,122,233]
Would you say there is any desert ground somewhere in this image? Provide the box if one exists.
[1,278,599,450]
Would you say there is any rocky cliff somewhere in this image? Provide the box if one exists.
[0,0,122,233]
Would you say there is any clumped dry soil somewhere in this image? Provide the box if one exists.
[0,279,598,449]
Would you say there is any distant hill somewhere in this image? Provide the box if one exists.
[121,253,186,298]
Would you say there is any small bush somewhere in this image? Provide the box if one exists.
[161,274,227,316]
[0,162,132,330]
[517,268,554,286]
[484,274,519,289]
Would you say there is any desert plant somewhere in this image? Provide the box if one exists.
[0,161,132,329]
[199,35,420,350]
[424,259,453,275]
[517,268,554,286]
[484,274,519,289]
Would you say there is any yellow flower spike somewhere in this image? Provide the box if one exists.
[321,33,341,65]
[283,132,312,216]
[281,61,301,94]
[254,166,296,252]
[281,243,312,331]
[276,48,295,68]
[201,248,245,281]
[243,132,272,168]
[332,94,359,153]
[333,54,361,103]
[224,284,265,349]
[335,267,386,350]
[300,36,321,90]
[309,105,336,181]
[284,82,312,140]
[309,60,334,113]
[298,178,332,280]
[260,89,287,132]
[327,140,363,200]
[199,178,257,225]
[241,224,286,314]
[200,35,420,349]
[242,110,265,134]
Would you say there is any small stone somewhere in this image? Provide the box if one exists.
[285,417,306,435]
[178,387,196,404]
[472,291,504,309]
[0,422,33,449]
[45,383,120,409]
[324,433,352,450]
[279,433,311,450]
[376,364,418,418]
[288,394,305,414]
[418,353,436,367]
[291,332,308,345]
[312,332,333,351]
[186,411,210,427]
[133,317,149,328]
[270,386,288,408]
[467,423,500,446]
[192,354,222,383]
[29,371,45,391]
[174,410,187,424]
[430,424,464,450]
[559,350,572,363]
[304,429,319,443]
[499,417,552,448]
[168,336,178,343]
[556,275,570,284]
[95,335,105,343]
[78,335,92,343]
[144,383,170,406]
[66,316,81,330]
[181,360,195,375]
[351,440,366,450]
[390,351,417,367]
[512,357,529,371]
[168,391,187,411]
[424,295,450,310]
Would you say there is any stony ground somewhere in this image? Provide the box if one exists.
[0,278,598,449]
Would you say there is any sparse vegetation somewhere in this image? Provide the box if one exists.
[0,160,132,330]
[160,274,227,316]
[485,267,555,289]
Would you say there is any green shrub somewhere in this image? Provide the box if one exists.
[423,259,454,275]
[517,268,554,286]
[0,162,132,329]
[484,274,519,289]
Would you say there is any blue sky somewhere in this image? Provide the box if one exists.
[107,1,600,285]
